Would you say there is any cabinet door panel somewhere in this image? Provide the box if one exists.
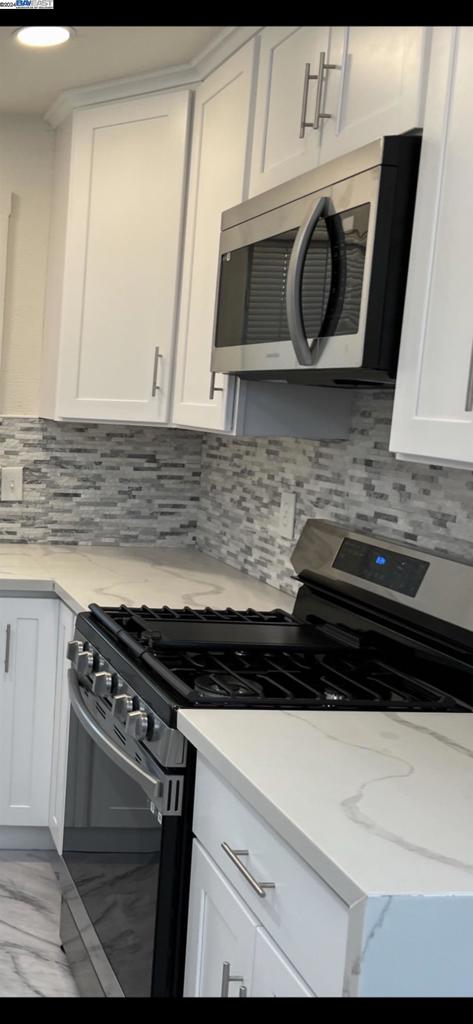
[0,599,58,826]
[172,42,256,432]
[251,928,315,997]
[57,91,190,422]
[184,840,257,997]
[49,602,75,853]
[320,27,428,163]
[390,27,473,465]
[249,26,329,196]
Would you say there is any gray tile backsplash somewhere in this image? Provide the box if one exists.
[197,391,473,595]
[1,395,473,593]
[0,418,201,544]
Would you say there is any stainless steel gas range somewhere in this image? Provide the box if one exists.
[60,519,473,997]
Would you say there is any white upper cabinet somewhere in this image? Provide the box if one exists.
[319,27,429,163]
[41,91,191,423]
[249,26,429,196]
[249,27,328,196]
[171,41,256,432]
[390,27,473,467]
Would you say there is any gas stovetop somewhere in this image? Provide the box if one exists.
[81,599,473,713]
[70,523,473,720]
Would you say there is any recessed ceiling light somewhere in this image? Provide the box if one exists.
[14,26,73,48]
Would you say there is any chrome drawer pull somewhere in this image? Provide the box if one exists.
[221,842,276,898]
[221,961,244,998]
[313,51,338,129]
[299,62,319,138]
[4,624,11,674]
[151,346,162,396]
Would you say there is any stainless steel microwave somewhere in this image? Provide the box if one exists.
[211,135,421,387]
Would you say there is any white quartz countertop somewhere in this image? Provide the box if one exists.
[177,708,473,904]
[0,543,293,615]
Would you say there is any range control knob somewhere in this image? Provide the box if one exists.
[91,671,112,697]
[93,651,105,672]
[66,640,83,662]
[126,710,149,741]
[111,674,125,696]
[112,694,134,721]
[75,648,94,676]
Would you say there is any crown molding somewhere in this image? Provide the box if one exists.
[45,26,262,128]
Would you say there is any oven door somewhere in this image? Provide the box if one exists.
[212,165,380,375]
[60,672,189,998]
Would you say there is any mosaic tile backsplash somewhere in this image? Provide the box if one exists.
[197,391,473,595]
[1,395,473,589]
[0,418,201,544]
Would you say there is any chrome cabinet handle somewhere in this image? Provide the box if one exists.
[465,338,473,411]
[4,624,11,673]
[151,346,162,396]
[209,371,224,400]
[220,961,244,998]
[313,51,338,130]
[286,195,329,365]
[221,842,276,898]
[299,62,319,138]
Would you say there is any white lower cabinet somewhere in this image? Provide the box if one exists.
[184,839,314,998]
[184,840,257,997]
[250,928,315,997]
[0,597,59,827]
[49,602,75,853]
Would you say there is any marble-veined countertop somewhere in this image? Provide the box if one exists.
[0,543,293,614]
[177,707,473,904]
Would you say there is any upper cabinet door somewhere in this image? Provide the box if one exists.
[319,27,429,164]
[171,41,256,432]
[249,26,329,196]
[390,27,473,467]
[53,91,190,422]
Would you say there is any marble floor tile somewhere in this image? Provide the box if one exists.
[0,852,78,997]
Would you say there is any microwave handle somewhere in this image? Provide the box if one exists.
[286,195,329,366]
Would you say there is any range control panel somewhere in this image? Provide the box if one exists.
[332,538,429,597]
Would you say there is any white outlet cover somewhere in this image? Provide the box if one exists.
[1,466,23,502]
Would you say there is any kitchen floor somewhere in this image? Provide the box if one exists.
[0,851,78,997]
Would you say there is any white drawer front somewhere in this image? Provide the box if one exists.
[192,756,349,996]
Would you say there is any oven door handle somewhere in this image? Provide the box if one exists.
[68,669,164,805]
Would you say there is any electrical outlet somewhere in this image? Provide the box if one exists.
[279,491,296,540]
[1,467,23,502]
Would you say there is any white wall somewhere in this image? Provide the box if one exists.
[0,114,54,416]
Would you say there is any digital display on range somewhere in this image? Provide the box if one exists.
[332,539,429,597]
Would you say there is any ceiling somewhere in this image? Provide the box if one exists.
[0,25,224,115]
